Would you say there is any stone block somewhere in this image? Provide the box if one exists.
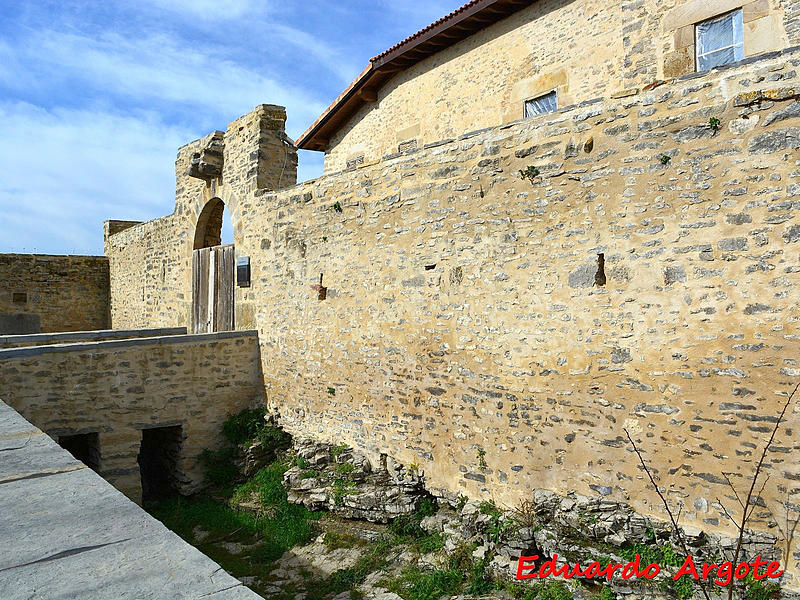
[745,14,785,56]
[742,0,770,23]
[664,47,695,79]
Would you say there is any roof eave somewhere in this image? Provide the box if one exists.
[296,0,535,152]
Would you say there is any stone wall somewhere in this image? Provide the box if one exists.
[107,50,800,583]
[322,0,793,172]
[0,327,186,349]
[105,104,296,330]
[0,330,264,503]
[0,254,109,334]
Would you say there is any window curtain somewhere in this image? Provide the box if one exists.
[696,10,744,71]
[524,91,557,118]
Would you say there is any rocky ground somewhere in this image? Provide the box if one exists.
[147,411,796,600]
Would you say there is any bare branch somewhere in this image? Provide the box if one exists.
[727,382,799,600]
[722,472,745,510]
[625,428,712,600]
[746,474,770,522]
[716,498,739,527]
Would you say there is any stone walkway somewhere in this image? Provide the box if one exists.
[0,400,262,600]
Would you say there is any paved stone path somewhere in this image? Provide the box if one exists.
[0,400,262,600]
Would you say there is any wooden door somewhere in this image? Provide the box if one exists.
[192,244,234,333]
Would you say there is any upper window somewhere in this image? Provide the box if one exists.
[695,9,744,72]
[524,90,557,118]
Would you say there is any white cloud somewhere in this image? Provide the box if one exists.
[272,23,363,84]
[0,102,192,254]
[138,0,265,21]
[0,29,327,138]
[0,100,325,255]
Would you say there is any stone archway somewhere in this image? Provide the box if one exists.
[193,197,226,250]
[192,198,234,333]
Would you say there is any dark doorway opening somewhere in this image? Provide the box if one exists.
[138,426,183,503]
[58,432,101,472]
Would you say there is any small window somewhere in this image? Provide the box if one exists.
[346,155,364,169]
[12,292,27,304]
[524,90,557,118]
[695,10,744,72]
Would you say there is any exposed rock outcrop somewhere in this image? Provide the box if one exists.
[284,438,426,522]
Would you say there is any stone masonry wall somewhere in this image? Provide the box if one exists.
[106,104,295,330]
[0,254,109,334]
[0,331,264,503]
[108,51,800,583]
[323,0,793,173]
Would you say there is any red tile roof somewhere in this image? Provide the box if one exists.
[296,0,534,151]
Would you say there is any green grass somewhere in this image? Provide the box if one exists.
[385,566,464,600]
[598,586,616,600]
[617,540,693,599]
[478,499,511,542]
[323,530,364,549]
[305,536,398,600]
[744,572,781,600]
[332,478,357,505]
[330,443,349,459]
[200,447,239,487]
[389,498,437,538]
[337,462,355,476]
[152,457,321,588]
[386,498,444,554]
[383,541,497,600]
[149,496,284,595]
[503,580,574,600]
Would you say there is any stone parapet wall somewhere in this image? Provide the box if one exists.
[250,50,800,581]
[0,330,264,503]
[0,253,109,334]
[0,326,186,349]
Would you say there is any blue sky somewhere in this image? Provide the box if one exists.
[0,0,465,254]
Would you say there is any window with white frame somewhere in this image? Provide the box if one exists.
[524,90,557,118]
[695,9,744,72]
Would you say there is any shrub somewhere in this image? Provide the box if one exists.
[222,408,267,445]
[221,407,291,452]
[200,447,239,487]
[389,497,437,538]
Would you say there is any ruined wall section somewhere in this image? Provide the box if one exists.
[232,51,800,579]
[105,213,192,329]
[107,105,296,331]
[325,0,792,172]
[0,254,109,334]
[0,331,264,503]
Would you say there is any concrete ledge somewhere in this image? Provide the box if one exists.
[0,329,259,359]
[0,327,188,348]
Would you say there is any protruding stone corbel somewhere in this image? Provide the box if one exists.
[188,131,225,180]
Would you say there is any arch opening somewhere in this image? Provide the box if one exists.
[193,198,227,250]
[192,197,235,333]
